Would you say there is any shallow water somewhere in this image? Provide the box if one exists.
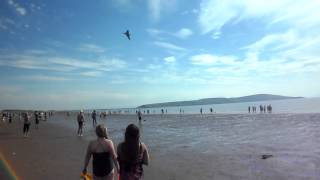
[90,97,320,114]
[50,112,320,179]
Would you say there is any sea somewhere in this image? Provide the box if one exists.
[94,97,320,114]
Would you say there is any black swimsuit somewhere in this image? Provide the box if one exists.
[92,144,113,177]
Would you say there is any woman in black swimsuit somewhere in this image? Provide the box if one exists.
[83,124,119,180]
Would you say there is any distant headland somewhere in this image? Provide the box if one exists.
[137,94,303,108]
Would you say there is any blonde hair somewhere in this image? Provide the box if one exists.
[95,124,108,139]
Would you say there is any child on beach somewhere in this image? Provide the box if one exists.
[117,124,149,180]
[77,110,85,136]
[82,124,119,180]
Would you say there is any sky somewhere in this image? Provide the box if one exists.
[1,0,320,110]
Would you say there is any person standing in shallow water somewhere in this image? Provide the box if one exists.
[77,110,85,136]
[83,124,119,180]
[117,124,149,180]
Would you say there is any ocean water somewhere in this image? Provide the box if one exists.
[97,97,320,114]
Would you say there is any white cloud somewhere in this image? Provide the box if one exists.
[190,54,238,65]
[164,56,176,63]
[78,43,106,53]
[0,18,15,31]
[154,41,186,51]
[175,28,193,39]
[147,0,177,21]
[195,0,320,86]
[8,0,27,16]
[147,28,193,39]
[0,51,127,73]
[211,31,221,39]
[146,28,165,36]
[80,71,103,77]
[192,9,198,14]
[21,75,71,81]
[146,64,162,70]
[198,0,320,35]
[182,9,198,15]
[0,23,8,30]
[137,57,144,61]
[16,7,27,15]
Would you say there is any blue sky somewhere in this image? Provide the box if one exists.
[1,0,320,110]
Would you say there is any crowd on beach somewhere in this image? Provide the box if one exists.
[248,104,273,113]
[1,110,149,180]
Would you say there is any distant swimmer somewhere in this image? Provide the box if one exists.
[123,30,131,40]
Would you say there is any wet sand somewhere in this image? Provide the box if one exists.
[1,113,320,180]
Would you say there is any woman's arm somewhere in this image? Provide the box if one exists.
[142,143,150,165]
[83,142,92,173]
[109,140,120,172]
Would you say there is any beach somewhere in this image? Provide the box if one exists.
[1,112,320,180]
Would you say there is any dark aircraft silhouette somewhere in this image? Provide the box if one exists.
[123,30,131,40]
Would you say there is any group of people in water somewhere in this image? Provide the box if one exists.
[248,104,273,113]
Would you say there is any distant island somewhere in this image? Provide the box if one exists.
[137,94,303,108]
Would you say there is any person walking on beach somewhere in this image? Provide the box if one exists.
[92,110,97,127]
[117,124,149,180]
[77,110,85,136]
[83,124,119,180]
[200,108,203,115]
[248,106,251,113]
[23,112,31,137]
[8,113,12,123]
[34,111,39,129]
[44,112,47,121]
[137,111,142,122]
